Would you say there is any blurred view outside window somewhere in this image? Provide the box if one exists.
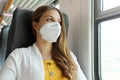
[102,0,120,11]
[100,18,120,80]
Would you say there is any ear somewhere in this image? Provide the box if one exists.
[32,21,38,30]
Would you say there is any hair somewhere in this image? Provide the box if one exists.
[32,5,78,80]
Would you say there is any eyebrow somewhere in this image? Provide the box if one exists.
[45,15,52,17]
[45,15,61,21]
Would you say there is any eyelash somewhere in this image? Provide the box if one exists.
[46,18,54,22]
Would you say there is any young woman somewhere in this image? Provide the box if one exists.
[0,5,87,80]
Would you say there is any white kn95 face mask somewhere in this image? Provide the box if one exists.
[39,22,61,42]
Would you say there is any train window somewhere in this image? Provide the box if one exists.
[100,18,120,80]
[95,0,120,80]
[102,0,120,11]
[0,0,58,27]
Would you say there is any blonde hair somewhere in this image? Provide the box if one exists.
[32,5,78,80]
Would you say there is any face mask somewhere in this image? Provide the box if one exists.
[39,22,61,42]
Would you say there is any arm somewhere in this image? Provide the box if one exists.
[0,51,17,80]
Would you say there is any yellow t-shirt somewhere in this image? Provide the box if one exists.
[43,60,68,80]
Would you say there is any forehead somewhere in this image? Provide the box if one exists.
[41,10,61,18]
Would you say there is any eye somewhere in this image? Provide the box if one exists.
[46,18,54,22]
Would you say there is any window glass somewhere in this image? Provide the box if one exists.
[102,0,120,11]
[100,18,120,80]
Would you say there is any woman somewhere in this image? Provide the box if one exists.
[0,5,87,80]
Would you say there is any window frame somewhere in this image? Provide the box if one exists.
[94,0,120,80]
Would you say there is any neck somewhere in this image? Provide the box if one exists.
[36,36,53,60]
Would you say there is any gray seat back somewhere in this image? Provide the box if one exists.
[0,25,10,69]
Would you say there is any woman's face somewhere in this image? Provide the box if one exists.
[33,9,62,42]
[38,10,61,30]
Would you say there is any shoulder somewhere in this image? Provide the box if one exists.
[70,52,78,63]
[4,45,34,68]
[70,52,87,80]
[7,45,33,62]
[70,51,81,68]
